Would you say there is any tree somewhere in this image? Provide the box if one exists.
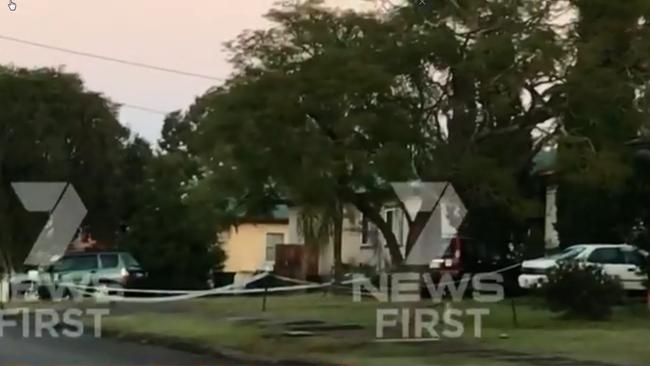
[0,66,143,271]
[556,0,650,244]
[297,200,343,280]
[120,112,225,289]
[191,0,565,266]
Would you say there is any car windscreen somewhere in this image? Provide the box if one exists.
[120,253,141,269]
[52,255,98,271]
[547,247,585,260]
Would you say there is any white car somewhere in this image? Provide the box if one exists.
[519,244,648,291]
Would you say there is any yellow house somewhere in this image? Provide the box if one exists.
[220,206,289,284]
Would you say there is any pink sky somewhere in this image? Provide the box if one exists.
[0,0,373,143]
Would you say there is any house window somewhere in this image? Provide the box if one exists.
[265,233,285,261]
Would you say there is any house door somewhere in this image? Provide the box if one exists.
[275,244,305,280]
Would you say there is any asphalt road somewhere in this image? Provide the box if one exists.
[0,323,248,366]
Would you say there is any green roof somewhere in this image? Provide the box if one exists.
[238,204,289,222]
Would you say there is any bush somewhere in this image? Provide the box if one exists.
[541,260,623,320]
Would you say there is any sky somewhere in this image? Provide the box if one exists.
[0,0,376,143]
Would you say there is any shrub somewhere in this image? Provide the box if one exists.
[541,260,623,320]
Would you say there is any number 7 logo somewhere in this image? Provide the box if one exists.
[12,182,87,266]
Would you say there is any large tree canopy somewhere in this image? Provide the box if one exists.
[555,0,650,245]
[0,66,149,269]
[190,0,567,265]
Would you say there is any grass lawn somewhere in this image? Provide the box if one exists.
[85,293,650,366]
[461,298,650,365]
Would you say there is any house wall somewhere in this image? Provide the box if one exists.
[288,199,464,276]
[544,184,560,251]
[221,222,289,274]
[316,206,366,276]
[287,205,408,276]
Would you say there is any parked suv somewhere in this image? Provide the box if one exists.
[519,244,648,291]
[13,251,147,299]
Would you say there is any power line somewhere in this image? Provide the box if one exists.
[118,103,170,116]
[0,34,225,82]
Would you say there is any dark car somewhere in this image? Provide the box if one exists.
[35,251,147,299]
[427,237,522,296]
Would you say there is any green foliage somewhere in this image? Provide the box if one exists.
[119,155,224,289]
[542,261,624,320]
[120,112,225,289]
[0,66,147,270]
[190,0,565,264]
[556,0,650,245]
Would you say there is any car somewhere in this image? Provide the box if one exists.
[11,251,147,299]
[427,236,523,295]
[518,244,648,291]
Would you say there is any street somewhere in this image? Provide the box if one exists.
[0,324,246,366]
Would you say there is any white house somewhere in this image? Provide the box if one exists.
[287,195,463,277]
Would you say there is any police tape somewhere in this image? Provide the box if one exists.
[49,264,522,304]
[60,273,368,303]
[60,271,271,294]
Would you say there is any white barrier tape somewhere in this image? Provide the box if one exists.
[207,282,330,296]
[73,277,388,303]
[60,271,271,295]
[341,276,372,285]
[270,274,320,285]
[99,273,426,303]
[267,275,368,287]
[51,264,521,304]
[62,283,233,294]
[94,281,333,303]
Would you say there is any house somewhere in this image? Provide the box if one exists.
[220,206,290,285]
[218,202,395,281]
[218,149,561,279]
[532,147,560,252]
[286,193,463,277]
[219,184,468,280]
[286,204,394,277]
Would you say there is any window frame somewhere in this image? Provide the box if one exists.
[265,232,285,262]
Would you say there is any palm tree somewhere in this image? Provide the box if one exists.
[297,199,344,283]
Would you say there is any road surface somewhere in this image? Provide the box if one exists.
[0,324,248,366]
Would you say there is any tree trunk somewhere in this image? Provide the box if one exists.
[342,190,404,266]
[333,200,343,284]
